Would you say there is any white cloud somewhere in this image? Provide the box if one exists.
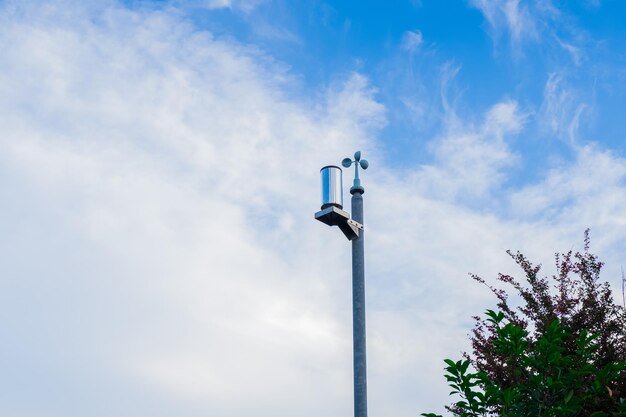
[205,0,231,8]
[401,29,423,51]
[470,0,538,44]
[418,100,525,201]
[253,21,301,43]
[510,144,626,223]
[557,37,584,65]
[439,61,462,117]
[470,0,592,67]
[503,0,533,40]
[196,0,263,12]
[540,72,588,142]
[0,2,379,416]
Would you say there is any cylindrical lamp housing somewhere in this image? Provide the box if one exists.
[321,165,343,209]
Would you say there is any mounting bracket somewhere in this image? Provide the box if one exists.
[314,206,363,241]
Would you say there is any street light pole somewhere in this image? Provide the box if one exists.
[314,151,369,417]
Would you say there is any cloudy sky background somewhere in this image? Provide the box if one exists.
[1,0,626,416]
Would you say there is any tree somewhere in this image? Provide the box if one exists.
[423,231,626,416]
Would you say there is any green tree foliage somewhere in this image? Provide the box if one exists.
[423,231,626,416]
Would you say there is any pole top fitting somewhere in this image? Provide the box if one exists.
[342,151,369,195]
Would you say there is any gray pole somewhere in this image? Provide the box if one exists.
[351,184,367,417]
[314,152,369,417]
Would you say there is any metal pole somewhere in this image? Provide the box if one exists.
[351,185,367,417]
[315,152,369,416]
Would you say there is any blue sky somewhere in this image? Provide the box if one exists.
[1,1,626,416]
[175,0,626,173]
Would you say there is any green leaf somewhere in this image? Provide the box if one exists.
[443,359,456,368]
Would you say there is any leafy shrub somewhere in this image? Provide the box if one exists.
[423,231,626,417]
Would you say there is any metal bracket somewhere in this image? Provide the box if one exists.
[314,206,363,241]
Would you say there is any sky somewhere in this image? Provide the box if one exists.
[1,0,626,416]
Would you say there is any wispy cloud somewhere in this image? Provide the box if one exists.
[540,72,589,143]
[439,61,462,117]
[194,0,263,12]
[418,100,525,201]
[252,21,301,43]
[469,0,538,46]
[508,144,626,251]
[557,37,584,65]
[401,29,423,52]
[469,0,590,66]
[0,2,381,415]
